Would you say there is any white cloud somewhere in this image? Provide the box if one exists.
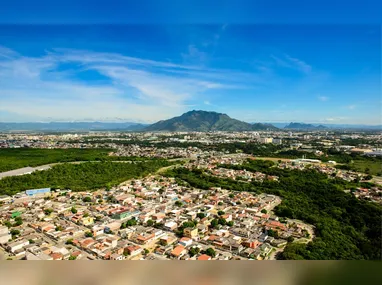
[346,105,357,110]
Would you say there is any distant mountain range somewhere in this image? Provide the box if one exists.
[0,122,148,132]
[144,110,278,132]
[284,122,328,130]
[1,112,381,132]
[263,122,382,130]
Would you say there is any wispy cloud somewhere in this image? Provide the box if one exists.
[0,46,257,122]
[271,54,312,74]
[0,45,19,59]
[324,117,347,122]
[346,104,357,110]
[181,45,208,65]
[318,96,329,101]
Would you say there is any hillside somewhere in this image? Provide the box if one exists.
[145,110,277,132]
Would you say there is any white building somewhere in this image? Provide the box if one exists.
[258,138,273,144]
[7,239,30,253]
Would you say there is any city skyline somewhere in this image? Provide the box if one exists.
[0,24,380,124]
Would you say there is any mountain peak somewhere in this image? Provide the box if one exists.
[285,122,328,130]
[145,110,277,132]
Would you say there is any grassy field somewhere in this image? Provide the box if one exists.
[0,148,147,172]
[351,159,382,176]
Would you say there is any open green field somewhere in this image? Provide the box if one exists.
[351,159,382,176]
[0,148,147,172]
[0,160,172,195]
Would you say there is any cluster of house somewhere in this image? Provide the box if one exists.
[0,173,313,260]
[207,168,279,183]
[277,161,368,182]
[344,187,382,204]
[110,145,210,159]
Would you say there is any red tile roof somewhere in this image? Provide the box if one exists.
[197,254,211,261]
[171,245,186,257]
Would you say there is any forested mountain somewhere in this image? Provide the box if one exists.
[145,110,278,132]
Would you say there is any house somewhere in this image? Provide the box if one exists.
[152,213,166,222]
[112,210,132,220]
[221,214,232,222]
[92,225,105,237]
[183,227,198,239]
[110,253,124,260]
[136,233,155,245]
[271,239,287,248]
[26,252,52,260]
[50,252,64,260]
[159,235,177,246]
[242,239,261,249]
[251,248,262,260]
[197,224,208,235]
[164,221,178,231]
[81,216,94,226]
[178,237,193,247]
[124,245,143,256]
[187,211,197,220]
[104,236,119,248]
[7,239,29,253]
[71,251,83,259]
[171,245,187,259]
[115,194,134,205]
[241,248,255,258]
[259,233,268,242]
[79,238,96,249]
[260,243,272,257]
[197,254,212,261]
[105,221,122,232]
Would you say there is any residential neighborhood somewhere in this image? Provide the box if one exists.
[0,171,313,261]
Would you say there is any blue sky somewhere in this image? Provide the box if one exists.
[0,2,381,124]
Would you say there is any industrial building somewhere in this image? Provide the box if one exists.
[25,188,51,196]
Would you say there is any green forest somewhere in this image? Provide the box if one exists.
[0,148,152,172]
[164,160,382,260]
[0,160,172,195]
